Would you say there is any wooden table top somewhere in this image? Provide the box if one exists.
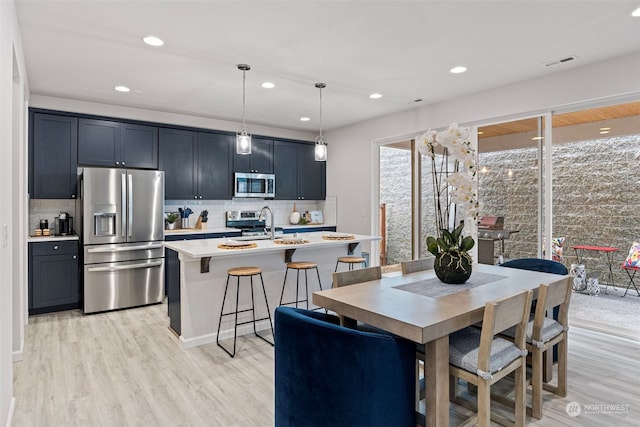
[313,263,567,344]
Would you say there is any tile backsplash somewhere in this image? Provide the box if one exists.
[29,196,337,235]
[29,199,79,235]
[164,196,337,229]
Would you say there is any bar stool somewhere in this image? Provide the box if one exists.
[335,256,367,272]
[279,261,324,309]
[216,266,274,358]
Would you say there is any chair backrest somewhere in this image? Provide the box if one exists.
[332,266,381,288]
[532,277,572,341]
[274,307,415,427]
[477,290,533,373]
[400,257,435,275]
[500,258,568,275]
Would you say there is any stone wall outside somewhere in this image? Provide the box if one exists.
[381,134,640,285]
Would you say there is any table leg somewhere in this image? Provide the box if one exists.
[425,336,449,427]
[605,251,617,291]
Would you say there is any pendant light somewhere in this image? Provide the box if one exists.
[236,64,252,155]
[314,82,328,161]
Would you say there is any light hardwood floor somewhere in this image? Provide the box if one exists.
[13,301,640,426]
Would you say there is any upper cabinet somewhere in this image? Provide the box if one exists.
[30,112,78,199]
[233,136,273,173]
[274,140,325,200]
[159,128,233,200]
[78,118,158,169]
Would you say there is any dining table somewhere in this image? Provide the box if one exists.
[312,262,568,427]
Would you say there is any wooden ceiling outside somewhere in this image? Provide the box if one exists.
[478,101,640,139]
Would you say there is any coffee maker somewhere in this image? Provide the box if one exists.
[56,212,73,236]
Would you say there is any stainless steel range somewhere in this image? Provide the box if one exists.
[226,210,283,239]
[477,216,519,264]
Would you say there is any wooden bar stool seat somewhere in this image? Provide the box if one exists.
[216,266,274,358]
[335,256,367,272]
[279,261,324,310]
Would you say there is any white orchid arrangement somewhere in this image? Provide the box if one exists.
[417,123,478,244]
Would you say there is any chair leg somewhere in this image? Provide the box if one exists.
[295,268,301,308]
[514,363,526,427]
[556,339,568,397]
[258,273,275,345]
[304,269,310,309]
[216,275,235,356]
[279,267,289,306]
[314,266,323,291]
[531,346,544,420]
[477,379,491,427]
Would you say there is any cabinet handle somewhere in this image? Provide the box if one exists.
[199,195,203,199]
[122,162,125,166]
[115,161,120,166]
[71,194,76,198]
[194,195,198,199]
[72,255,77,260]
[53,245,59,250]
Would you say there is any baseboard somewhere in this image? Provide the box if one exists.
[5,397,15,427]
[12,338,24,362]
[180,320,273,349]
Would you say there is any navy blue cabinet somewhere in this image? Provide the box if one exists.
[28,240,80,314]
[274,139,325,200]
[78,118,158,169]
[233,136,273,173]
[160,129,233,200]
[30,113,78,199]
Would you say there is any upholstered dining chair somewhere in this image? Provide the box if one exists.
[449,289,533,427]
[501,277,572,420]
[500,258,568,275]
[274,307,416,427]
[400,256,435,275]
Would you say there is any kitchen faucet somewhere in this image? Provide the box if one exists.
[259,206,275,240]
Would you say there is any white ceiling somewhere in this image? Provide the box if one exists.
[15,1,640,133]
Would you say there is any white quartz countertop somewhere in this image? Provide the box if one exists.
[163,231,378,259]
[27,234,80,243]
[164,227,241,236]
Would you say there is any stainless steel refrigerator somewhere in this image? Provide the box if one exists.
[81,167,165,313]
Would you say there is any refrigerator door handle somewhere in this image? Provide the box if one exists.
[87,243,163,253]
[87,260,163,272]
[121,173,127,238]
[128,173,133,238]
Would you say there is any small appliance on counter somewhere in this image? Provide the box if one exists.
[56,212,73,236]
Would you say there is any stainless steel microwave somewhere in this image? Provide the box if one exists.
[234,172,276,198]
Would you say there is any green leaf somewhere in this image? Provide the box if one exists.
[452,223,464,243]
[436,237,449,252]
[426,236,439,256]
[461,236,475,251]
[441,229,454,245]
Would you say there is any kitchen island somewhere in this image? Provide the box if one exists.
[163,232,380,348]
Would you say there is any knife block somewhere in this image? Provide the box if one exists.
[195,216,206,229]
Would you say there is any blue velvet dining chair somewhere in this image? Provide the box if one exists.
[500,257,568,275]
[274,306,416,427]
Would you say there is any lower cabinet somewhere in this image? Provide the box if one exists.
[28,240,80,315]
[165,232,241,335]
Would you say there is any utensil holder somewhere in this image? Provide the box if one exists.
[181,218,190,229]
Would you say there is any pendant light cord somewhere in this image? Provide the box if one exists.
[242,69,247,130]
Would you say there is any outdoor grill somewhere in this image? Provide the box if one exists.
[477,216,519,264]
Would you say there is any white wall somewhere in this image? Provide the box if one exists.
[326,52,640,243]
[1,0,29,424]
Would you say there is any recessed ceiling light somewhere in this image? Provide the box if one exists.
[600,130,610,134]
[300,117,310,122]
[531,136,544,141]
[477,131,484,135]
[143,36,164,47]
[261,82,275,89]
[450,66,467,74]
[632,7,640,17]
[600,127,611,131]
[369,93,383,99]
[114,85,130,93]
